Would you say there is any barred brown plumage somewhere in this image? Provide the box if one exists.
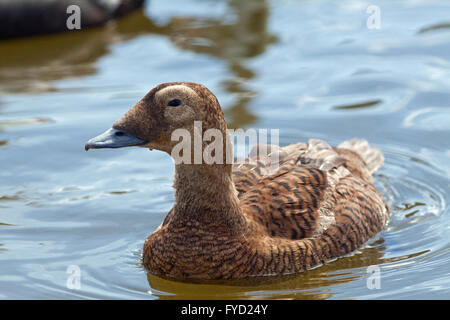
[85,82,390,280]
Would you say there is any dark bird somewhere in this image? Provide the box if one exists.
[0,0,145,39]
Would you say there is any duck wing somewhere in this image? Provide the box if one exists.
[234,139,384,240]
[240,163,328,239]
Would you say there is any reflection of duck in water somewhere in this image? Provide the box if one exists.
[147,239,389,299]
[1,0,275,127]
[0,0,145,39]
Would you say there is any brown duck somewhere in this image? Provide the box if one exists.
[85,82,390,280]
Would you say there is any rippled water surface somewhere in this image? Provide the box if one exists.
[1,0,449,299]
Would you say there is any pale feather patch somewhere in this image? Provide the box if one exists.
[298,139,350,236]
[164,104,196,124]
[313,165,350,237]
[157,85,199,124]
[338,138,384,174]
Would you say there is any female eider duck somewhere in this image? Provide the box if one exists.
[85,82,390,280]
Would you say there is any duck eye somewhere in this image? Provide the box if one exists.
[168,99,182,107]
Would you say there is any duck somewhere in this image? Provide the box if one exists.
[85,82,390,280]
[0,0,144,39]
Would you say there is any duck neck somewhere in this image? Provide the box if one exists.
[171,163,246,235]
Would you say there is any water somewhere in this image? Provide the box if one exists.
[0,0,449,299]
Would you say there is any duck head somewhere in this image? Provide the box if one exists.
[85,82,228,156]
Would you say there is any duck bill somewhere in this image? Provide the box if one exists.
[85,127,146,151]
